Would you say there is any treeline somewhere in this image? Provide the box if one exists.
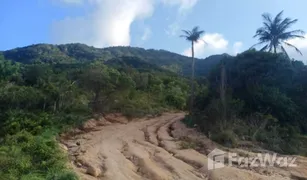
[0,55,189,179]
[1,43,225,75]
[190,50,307,155]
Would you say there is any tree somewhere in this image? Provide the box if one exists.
[0,55,20,82]
[180,26,205,113]
[251,10,305,57]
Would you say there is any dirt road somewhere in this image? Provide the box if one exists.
[61,113,307,180]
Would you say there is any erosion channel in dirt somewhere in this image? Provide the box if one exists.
[60,113,307,180]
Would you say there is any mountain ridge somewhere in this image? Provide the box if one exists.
[1,43,229,76]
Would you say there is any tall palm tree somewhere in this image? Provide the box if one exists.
[180,26,205,113]
[251,10,305,57]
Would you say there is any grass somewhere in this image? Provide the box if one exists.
[179,136,203,150]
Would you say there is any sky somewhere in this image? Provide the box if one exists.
[1,0,307,62]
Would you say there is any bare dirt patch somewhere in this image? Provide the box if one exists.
[62,113,307,180]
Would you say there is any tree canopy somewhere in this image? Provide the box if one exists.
[252,11,305,57]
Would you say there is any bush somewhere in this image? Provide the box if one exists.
[46,171,79,180]
[179,136,202,149]
[211,130,238,148]
[0,130,76,180]
[1,111,53,136]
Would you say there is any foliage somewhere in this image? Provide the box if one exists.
[211,130,238,148]
[190,50,307,155]
[252,10,305,56]
[0,130,76,180]
[180,26,205,43]
[0,55,21,81]
[179,136,202,150]
[2,43,225,76]
[0,53,189,178]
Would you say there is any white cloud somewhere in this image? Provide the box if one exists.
[233,41,243,55]
[52,0,198,47]
[54,0,84,5]
[183,33,232,58]
[162,0,198,12]
[53,0,153,47]
[285,35,307,63]
[52,0,154,47]
[166,21,181,36]
[141,27,152,41]
[164,0,199,36]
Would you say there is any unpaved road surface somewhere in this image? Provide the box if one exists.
[61,113,307,180]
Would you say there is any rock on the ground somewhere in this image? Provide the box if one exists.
[86,165,102,177]
[59,143,68,151]
[81,119,98,132]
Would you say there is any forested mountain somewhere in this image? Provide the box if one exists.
[1,43,226,76]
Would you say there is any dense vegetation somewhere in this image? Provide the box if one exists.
[0,43,225,75]
[189,50,307,155]
[184,11,307,156]
[0,54,190,179]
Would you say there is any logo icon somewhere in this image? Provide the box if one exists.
[207,148,297,170]
[208,148,226,170]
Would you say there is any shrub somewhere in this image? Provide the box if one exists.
[46,171,79,180]
[211,130,238,148]
[0,130,76,180]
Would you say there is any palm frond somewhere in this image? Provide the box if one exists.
[285,29,305,35]
[267,41,275,52]
[284,41,303,55]
[262,22,272,31]
[279,30,305,40]
[198,30,205,35]
[250,41,266,49]
[260,45,269,51]
[253,10,303,55]
[182,30,191,36]
[273,10,284,25]
[257,32,272,42]
[268,44,273,52]
[254,27,271,38]
[192,26,200,33]
[280,45,290,59]
[262,13,273,24]
[280,34,305,40]
[179,35,189,39]
[198,39,207,45]
[279,18,298,32]
[181,26,205,42]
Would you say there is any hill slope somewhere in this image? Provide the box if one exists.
[1,43,227,76]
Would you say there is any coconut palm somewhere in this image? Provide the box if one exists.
[251,10,305,56]
[180,26,205,113]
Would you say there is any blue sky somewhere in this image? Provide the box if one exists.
[1,0,307,62]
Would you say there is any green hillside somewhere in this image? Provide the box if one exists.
[1,43,225,76]
[0,49,191,179]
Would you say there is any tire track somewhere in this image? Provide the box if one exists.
[141,114,207,179]
[63,112,293,180]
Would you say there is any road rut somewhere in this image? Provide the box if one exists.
[61,113,305,180]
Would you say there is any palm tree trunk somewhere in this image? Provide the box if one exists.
[190,41,195,114]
